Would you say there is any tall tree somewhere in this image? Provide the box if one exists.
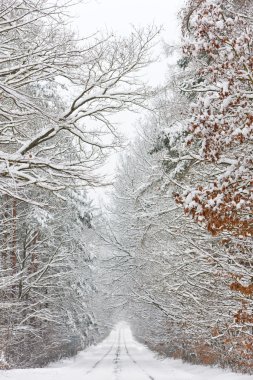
[0,0,158,202]
[176,0,253,369]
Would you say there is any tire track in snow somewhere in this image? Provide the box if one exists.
[113,329,122,380]
[85,336,116,375]
[122,330,155,380]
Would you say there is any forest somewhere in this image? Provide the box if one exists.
[0,0,252,375]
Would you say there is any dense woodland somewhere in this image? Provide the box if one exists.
[0,0,252,374]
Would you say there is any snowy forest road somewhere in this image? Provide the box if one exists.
[0,323,252,380]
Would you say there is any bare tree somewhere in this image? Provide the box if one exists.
[0,0,158,202]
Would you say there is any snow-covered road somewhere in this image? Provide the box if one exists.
[1,323,252,380]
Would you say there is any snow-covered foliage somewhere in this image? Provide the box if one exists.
[0,189,108,367]
[0,0,252,375]
[105,5,253,367]
[0,0,158,368]
[178,0,252,238]
[0,0,158,203]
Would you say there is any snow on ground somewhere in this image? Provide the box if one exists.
[0,322,252,380]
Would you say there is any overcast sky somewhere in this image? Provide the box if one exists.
[72,0,185,88]
[73,0,185,38]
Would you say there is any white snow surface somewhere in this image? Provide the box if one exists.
[1,322,252,380]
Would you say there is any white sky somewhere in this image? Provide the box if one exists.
[73,0,185,38]
[72,0,186,87]
[70,0,186,202]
